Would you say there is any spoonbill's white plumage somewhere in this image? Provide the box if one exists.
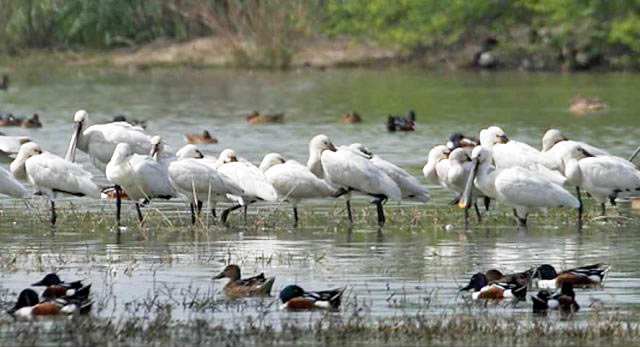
[541,129,609,156]
[260,152,338,225]
[66,110,152,171]
[480,126,567,186]
[0,167,30,199]
[349,143,429,203]
[105,142,176,225]
[307,134,401,227]
[423,145,451,189]
[215,149,277,225]
[460,146,580,227]
[11,142,99,225]
[149,135,176,166]
[168,145,243,224]
[447,147,490,224]
[424,145,487,225]
[0,135,31,162]
[561,144,640,216]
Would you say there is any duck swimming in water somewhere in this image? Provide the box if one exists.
[184,130,218,144]
[387,110,416,132]
[246,111,284,124]
[213,264,275,298]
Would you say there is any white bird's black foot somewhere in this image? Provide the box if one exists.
[135,203,144,223]
[115,185,122,227]
[513,209,527,227]
[221,204,242,226]
[474,202,482,222]
[50,201,57,226]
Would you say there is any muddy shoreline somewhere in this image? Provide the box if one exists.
[1,36,637,72]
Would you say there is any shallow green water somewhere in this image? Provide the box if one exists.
[0,67,638,332]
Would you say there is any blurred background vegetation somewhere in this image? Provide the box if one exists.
[0,0,638,69]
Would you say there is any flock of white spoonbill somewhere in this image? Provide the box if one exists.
[0,110,638,228]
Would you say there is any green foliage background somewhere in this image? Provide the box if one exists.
[0,0,638,66]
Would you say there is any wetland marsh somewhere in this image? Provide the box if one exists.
[0,67,639,345]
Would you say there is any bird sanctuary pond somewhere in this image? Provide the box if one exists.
[0,66,639,346]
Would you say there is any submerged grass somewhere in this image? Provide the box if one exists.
[0,292,638,346]
[2,196,637,233]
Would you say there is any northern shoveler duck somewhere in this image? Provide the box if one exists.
[0,74,8,90]
[533,263,610,289]
[484,268,531,288]
[446,133,479,150]
[213,264,275,298]
[246,111,284,124]
[184,130,218,144]
[342,111,362,124]
[531,282,580,315]
[8,286,92,320]
[387,110,416,132]
[32,273,86,299]
[20,113,42,128]
[569,95,607,114]
[112,115,147,129]
[460,272,527,300]
[0,113,19,127]
[279,285,345,311]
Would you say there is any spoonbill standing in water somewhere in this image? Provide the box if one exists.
[66,110,152,171]
[168,145,243,224]
[10,142,100,225]
[307,134,401,227]
[105,142,176,225]
[560,143,640,216]
[479,126,566,186]
[214,149,277,226]
[459,146,580,227]
[348,143,429,203]
[424,145,487,226]
[259,152,338,226]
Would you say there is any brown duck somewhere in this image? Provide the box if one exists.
[184,130,218,144]
[569,95,607,114]
[20,114,42,128]
[213,264,275,298]
[342,111,362,124]
[246,111,284,124]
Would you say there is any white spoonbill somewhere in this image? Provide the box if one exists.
[349,143,429,203]
[423,145,487,225]
[66,110,152,171]
[447,147,491,224]
[149,135,176,166]
[215,149,277,225]
[0,167,30,199]
[307,134,401,227]
[10,142,100,225]
[541,129,609,156]
[423,145,451,189]
[480,126,567,186]
[561,143,640,216]
[259,152,338,225]
[168,145,243,224]
[460,146,580,227]
[105,143,176,225]
[0,135,31,162]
